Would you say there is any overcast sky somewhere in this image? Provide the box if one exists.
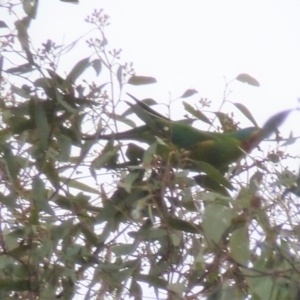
[3,1,300,160]
[11,0,295,160]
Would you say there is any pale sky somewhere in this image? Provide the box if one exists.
[23,0,300,135]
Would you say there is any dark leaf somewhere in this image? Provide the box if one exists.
[15,17,31,50]
[183,101,211,124]
[34,99,50,150]
[1,144,19,183]
[91,142,120,170]
[136,274,168,289]
[6,64,34,74]
[281,131,298,147]
[47,69,73,94]
[91,58,101,76]
[80,225,99,246]
[193,174,230,196]
[116,65,123,87]
[179,88,198,98]
[260,109,294,141]
[111,243,136,256]
[32,176,55,215]
[42,161,59,189]
[0,279,31,292]
[60,0,79,3]
[60,177,99,194]
[193,161,233,190]
[232,102,258,127]
[122,98,158,118]
[8,117,35,134]
[67,57,90,83]
[0,21,8,28]
[11,85,31,98]
[166,217,201,233]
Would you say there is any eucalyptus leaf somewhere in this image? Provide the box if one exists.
[236,73,260,87]
[128,75,157,85]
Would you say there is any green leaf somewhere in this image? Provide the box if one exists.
[142,142,158,168]
[57,134,71,161]
[229,226,250,265]
[60,177,99,194]
[125,100,160,133]
[183,101,211,124]
[148,228,168,239]
[219,281,245,300]
[241,267,274,300]
[111,113,136,127]
[11,85,31,98]
[167,282,187,295]
[202,203,233,247]
[55,89,77,114]
[127,75,157,85]
[22,0,38,19]
[0,193,18,209]
[32,176,54,215]
[232,102,258,127]
[60,126,81,146]
[8,117,35,134]
[129,280,142,300]
[179,88,198,98]
[0,279,31,292]
[80,225,99,246]
[193,174,230,196]
[67,57,90,83]
[42,161,59,189]
[122,98,158,118]
[34,99,50,150]
[91,143,120,170]
[193,161,233,190]
[119,171,140,193]
[236,73,260,87]
[1,144,19,183]
[136,274,168,289]
[166,217,201,233]
[111,243,136,256]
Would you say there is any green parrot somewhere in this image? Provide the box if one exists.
[84,93,293,172]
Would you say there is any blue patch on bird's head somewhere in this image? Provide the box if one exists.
[229,127,260,141]
[227,127,261,152]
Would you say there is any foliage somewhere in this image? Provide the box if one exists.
[0,1,300,299]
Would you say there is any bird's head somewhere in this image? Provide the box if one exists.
[230,127,261,152]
